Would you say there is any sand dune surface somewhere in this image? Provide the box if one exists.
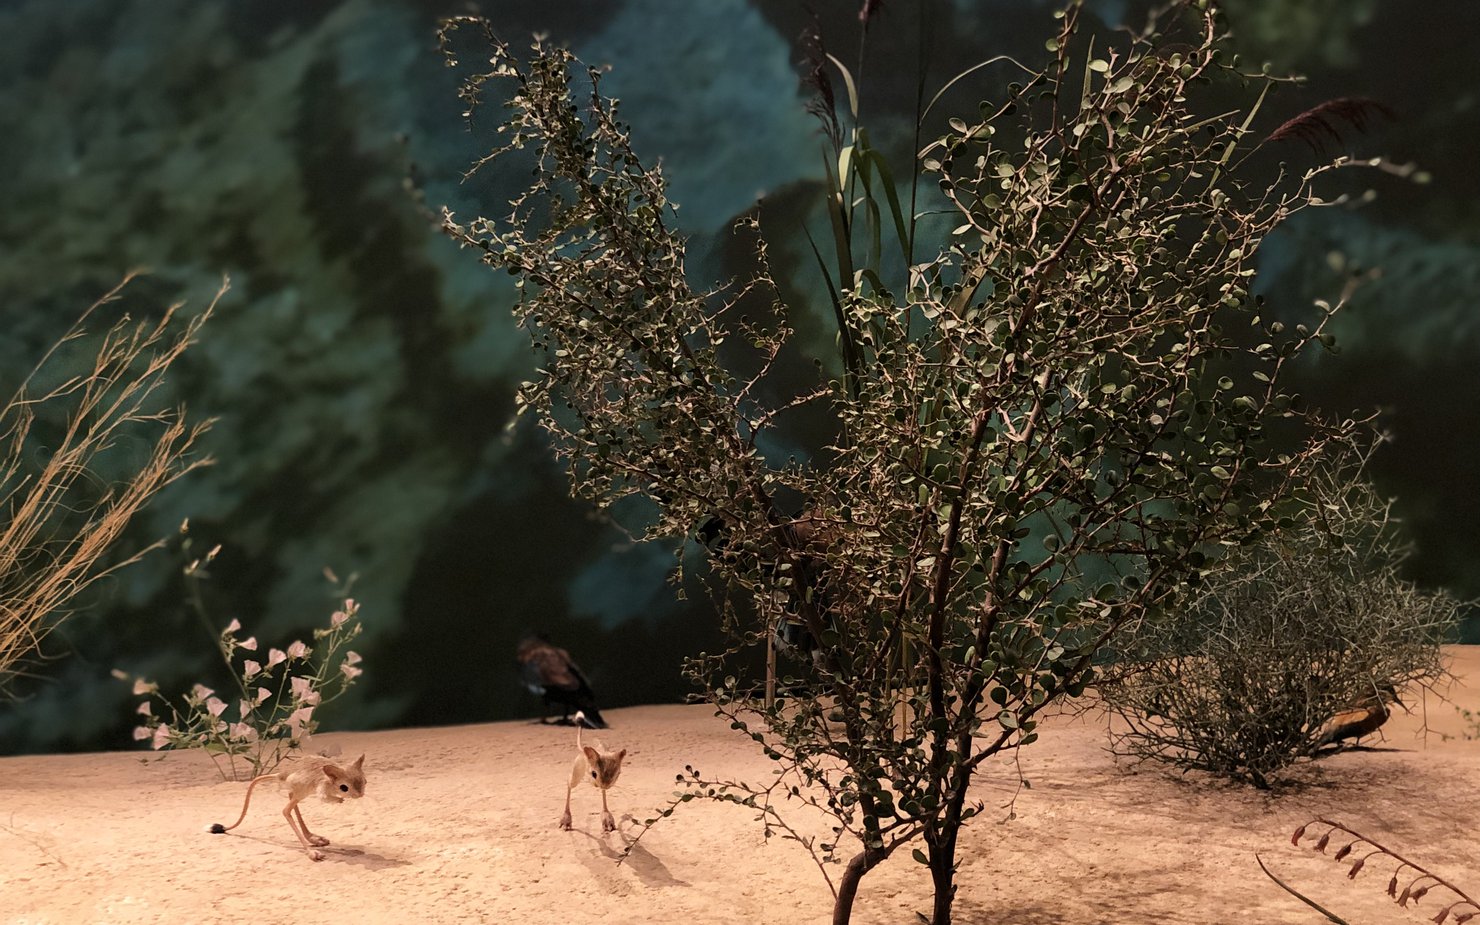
[4,649,1479,924]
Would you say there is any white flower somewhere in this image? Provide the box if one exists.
[267,649,287,668]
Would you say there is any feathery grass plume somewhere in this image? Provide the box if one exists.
[0,274,218,691]
[801,17,844,153]
[1264,97,1396,155]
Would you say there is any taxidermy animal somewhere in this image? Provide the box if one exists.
[1318,685,1402,748]
[559,711,626,834]
[209,754,366,861]
[517,635,606,728]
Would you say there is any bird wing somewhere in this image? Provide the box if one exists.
[519,644,585,694]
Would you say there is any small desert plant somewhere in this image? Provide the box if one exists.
[123,552,365,781]
[1102,443,1456,788]
[1264,818,1479,924]
[0,274,215,690]
[437,1,1399,921]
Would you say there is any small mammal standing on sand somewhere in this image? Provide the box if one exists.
[560,711,625,833]
[209,754,366,861]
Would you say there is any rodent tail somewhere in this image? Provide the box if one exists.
[210,773,275,835]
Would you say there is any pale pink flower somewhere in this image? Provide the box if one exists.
[285,705,315,739]
[267,648,287,668]
[340,662,363,681]
[132,678,156,696]
[228,723,258,743]
[224,618,242,635]
[344,651,363,666]
[255,687,272,705]
[330,609,349,628]
[151,725,172,750]
[238,699,253,720]
[243,659,261,679]
[190,683,214,701]
[238,636,258,652]
[132,726,151,741]
[136,702,152,716]
[287,640,309,660]
[290,677,321,705]
[344,598,357,612]
[205,696,228,718]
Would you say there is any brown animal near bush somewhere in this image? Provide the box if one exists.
[1316,684,1403,749]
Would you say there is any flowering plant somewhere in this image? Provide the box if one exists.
[122,592,364,781]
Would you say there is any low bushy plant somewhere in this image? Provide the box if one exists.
[1101,444,1456,788]
[122,543,364,780]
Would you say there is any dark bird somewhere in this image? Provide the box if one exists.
[1317,684,1402,748]
[516,636,606,729]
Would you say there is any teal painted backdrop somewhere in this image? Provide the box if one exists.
[1,0,1475,753]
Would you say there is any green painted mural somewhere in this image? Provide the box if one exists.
[0,0,1475,753]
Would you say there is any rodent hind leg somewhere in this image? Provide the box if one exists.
[293,804,330,847]
[282,798,325,861]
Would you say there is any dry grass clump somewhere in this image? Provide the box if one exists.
[0,274,217,690]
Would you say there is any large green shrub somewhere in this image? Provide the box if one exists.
[437,2,1395,921]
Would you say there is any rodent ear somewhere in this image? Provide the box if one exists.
[582,746,599,764]
[351,754,365,770]
[615,749,627,762]
[322,766,338,779]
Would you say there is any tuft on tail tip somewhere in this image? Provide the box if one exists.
[209,823,227,834]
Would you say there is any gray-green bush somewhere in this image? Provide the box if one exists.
[1101,443,1455,788]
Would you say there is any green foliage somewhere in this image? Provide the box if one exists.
[122,536,364,780]
[1101,441,1456,789]
[438,3,1389,921]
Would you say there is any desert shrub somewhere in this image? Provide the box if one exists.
[0,274,214,691]
[436,2,1399,921]
[121,538,365,780]
[1102,446,1456,788]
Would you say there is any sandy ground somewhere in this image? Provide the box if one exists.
[3,650,1479,925]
